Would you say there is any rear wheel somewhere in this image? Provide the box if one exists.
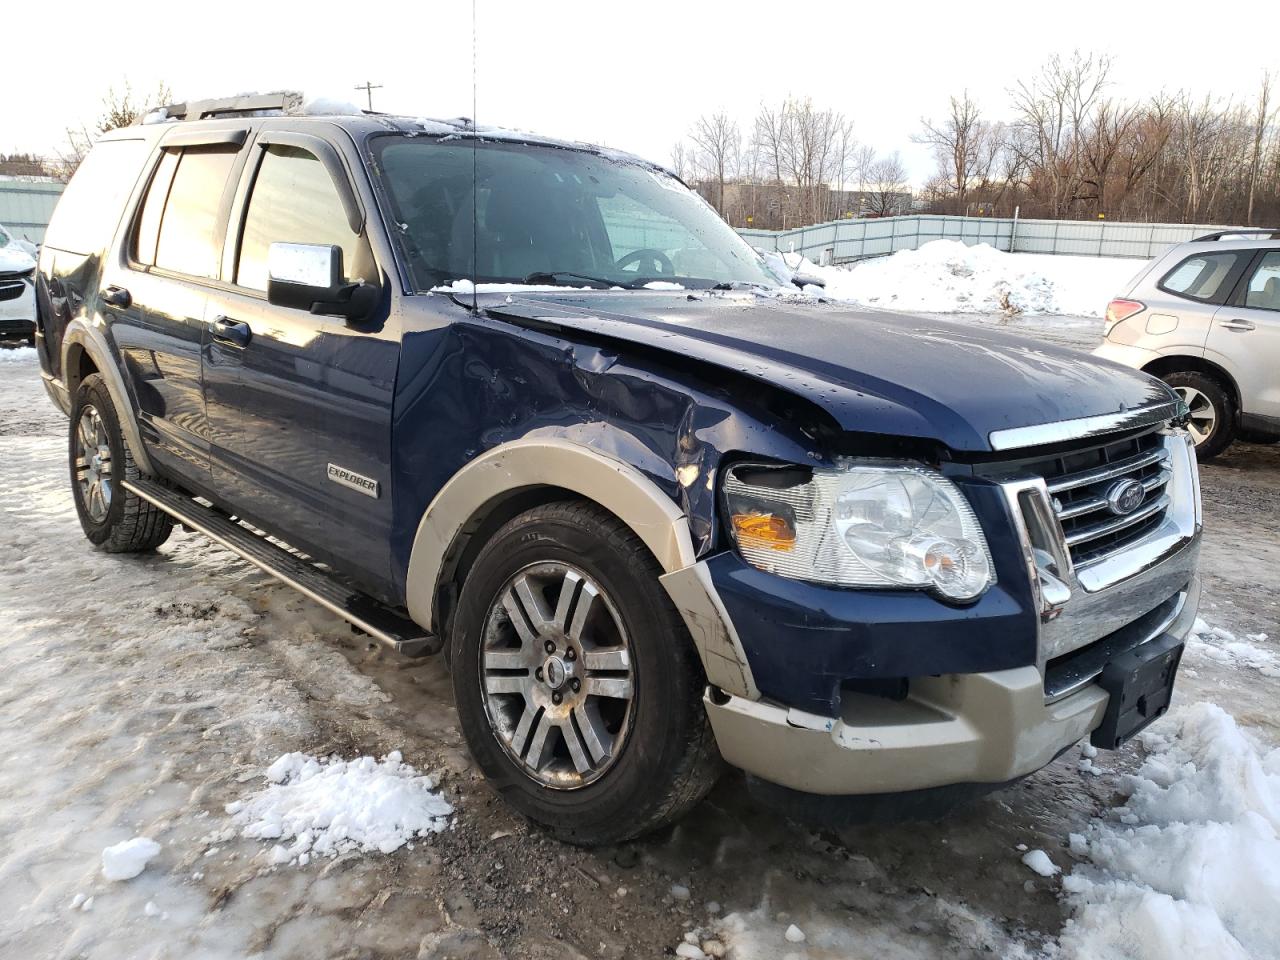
[1161,370,1236,461]
[450,501,721,845]
[69,374,173,552]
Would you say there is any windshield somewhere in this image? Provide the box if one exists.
[371,136,777,292]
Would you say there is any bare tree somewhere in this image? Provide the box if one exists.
[1248,72,1274,225]
[864,153,909,216]
[670,142,689,181]
[60,81,173,178]
[916,91,1000,213]
[689,111,740,218]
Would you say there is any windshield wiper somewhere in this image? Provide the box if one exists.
[521,271,643,289]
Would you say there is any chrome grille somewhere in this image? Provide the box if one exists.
[1041,430,1172,567]
[0,279,26,303]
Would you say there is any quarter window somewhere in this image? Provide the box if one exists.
[1158,252,1243,303]
[153,147,239,279]
[43,139,148,255]
[1243,251,1280,312]
[235,145,367,292]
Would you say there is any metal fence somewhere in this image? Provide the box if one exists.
[737,215,1253,265]
[0,179,65,246]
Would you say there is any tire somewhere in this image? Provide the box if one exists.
[1161,370,1236,461]
[449,500,722,845]
[69,373,173,552]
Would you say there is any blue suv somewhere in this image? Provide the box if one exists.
[34,94,1202,844]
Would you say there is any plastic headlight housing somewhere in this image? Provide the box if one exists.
[723,460,995,601]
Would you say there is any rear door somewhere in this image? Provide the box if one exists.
[111,135,245,485]
[1208,249,1280,422]
[202,127,398,588]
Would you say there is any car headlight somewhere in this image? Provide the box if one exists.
[722,460,994,601]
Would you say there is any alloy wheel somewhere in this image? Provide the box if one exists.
[74,405,113,522]
[1173,385,1217,446]
[479,561,635,789]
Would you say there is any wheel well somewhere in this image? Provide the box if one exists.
[432,485,594,642]
[65,343,99,394]
[1140,355,1239,408]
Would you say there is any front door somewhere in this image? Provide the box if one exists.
[1207,249,1280,423]
[202,137,398,590]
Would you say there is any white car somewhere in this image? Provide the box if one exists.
[0,224,37,346]
[1093,230,1280,459]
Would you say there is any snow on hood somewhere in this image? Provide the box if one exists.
[0,246,36,275]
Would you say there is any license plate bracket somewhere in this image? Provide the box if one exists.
[1090,633,1183,750]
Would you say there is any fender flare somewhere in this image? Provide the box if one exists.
[404,437,758,699]
[60,319,157,476]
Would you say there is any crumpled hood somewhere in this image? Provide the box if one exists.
[481,291,1176,453]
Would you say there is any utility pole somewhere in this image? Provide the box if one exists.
[354,81,383,111]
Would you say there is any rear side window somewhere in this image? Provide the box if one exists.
[1243,251,1280,312]
[235,145,367,291]
[43,139,148,255]
[1158,252,1244,303]
[152,147,239,279]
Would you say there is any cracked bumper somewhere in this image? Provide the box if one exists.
[703,575,1199,796]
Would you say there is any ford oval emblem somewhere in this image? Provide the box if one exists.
[1106,478,1146,516]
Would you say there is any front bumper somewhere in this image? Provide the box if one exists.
[690,427,1202,796]
[0,276,36,340]
[706,575,1199,795]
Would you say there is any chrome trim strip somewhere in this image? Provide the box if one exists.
[1063,494,1170,548]
[1046,446,1170,495]
[989,401,1181,451]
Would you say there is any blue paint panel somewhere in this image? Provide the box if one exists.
[706,478,1039,717]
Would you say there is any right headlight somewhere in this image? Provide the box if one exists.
[722,459,995,601]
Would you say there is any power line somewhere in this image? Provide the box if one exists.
[353,81,383,112]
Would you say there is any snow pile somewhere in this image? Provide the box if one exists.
[1188,618,1278,677]
[1058,703,1280,960]
[1021,848,1060,877]
[101,837,162,881]
[773,240,1142,317]
[227,750,452,862]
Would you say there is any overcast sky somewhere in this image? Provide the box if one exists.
[6,0,1277,184]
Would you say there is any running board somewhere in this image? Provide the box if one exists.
[123,478,440,658]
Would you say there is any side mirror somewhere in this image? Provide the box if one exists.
[266,242,378,322]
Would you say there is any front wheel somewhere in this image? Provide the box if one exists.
[69,373,173,552]
[1161,370,1236,461]
[449,501,721,845]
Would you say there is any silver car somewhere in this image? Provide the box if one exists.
[1094,230,1280,459]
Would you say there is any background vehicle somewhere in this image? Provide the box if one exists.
[0,224,37,345]
[34,95,1201,844]
[1094,229,1280,459]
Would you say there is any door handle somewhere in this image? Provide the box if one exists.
[1219,319,1256,332]
[101,285,131,309]
[211,315,252,348]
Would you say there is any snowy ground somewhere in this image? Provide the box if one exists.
[1,288,1278,960]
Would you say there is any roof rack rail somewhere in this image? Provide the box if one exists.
[1193,228,1280,242]
[158,92,307,122]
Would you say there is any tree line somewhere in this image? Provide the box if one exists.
[675,52,1279,230]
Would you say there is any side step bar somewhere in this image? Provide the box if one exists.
[123,478,440,658]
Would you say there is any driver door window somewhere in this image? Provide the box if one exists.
[235,145,371,292]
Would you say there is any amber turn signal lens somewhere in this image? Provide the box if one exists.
[731,512,796,551]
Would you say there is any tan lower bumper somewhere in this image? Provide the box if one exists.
[704,668,1109,795]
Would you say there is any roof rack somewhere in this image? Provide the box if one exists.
[157,92,307,122]
[1193,228,1280,242]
